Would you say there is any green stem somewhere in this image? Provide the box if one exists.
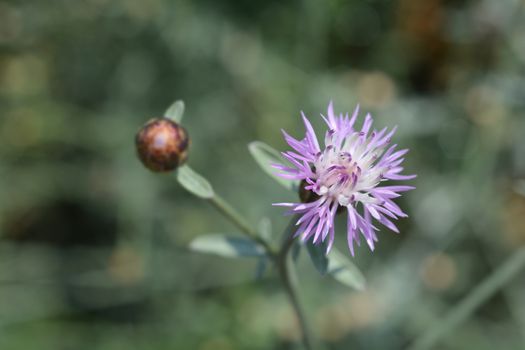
[408,248,525,350]
[209,194,276,255]
[208,195,314,350]
[277,226,315,350]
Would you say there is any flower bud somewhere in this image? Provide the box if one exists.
[298,179,344,214]
[298,179,319,203]
[135,118,189,172]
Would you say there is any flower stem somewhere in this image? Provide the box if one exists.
[277,225,315,350]
[408,247,525,350]
[208,194,275,255]
[208,196,314,350]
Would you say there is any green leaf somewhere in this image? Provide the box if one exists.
[176,165,214,199]
[257,217,272,241]
[327,248,366,290]
[254,256,269,280]
[164,100,185,123]
[408,248,525,350]
[513,180,525,197]
[248,141,298,191]
[189,234,265,258]
[306,240,329,275]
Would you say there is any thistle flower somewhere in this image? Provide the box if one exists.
[274,102,415,255]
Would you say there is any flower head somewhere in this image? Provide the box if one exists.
[274,102,415,255]
[136,118,189,172]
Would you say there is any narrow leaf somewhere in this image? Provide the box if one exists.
[164,100,185,123]
[177,165,214,199]
[306,240,329,275]
[248,141,298,191]
[189,234,265,258]
[513,180,525,197]
[254,256,269,280]
[408,248,525,350]
[327,248,366,290]
[257,217,272,241]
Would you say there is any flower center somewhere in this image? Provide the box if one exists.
[311,150,363,204]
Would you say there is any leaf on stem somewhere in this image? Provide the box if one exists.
[164,100,185,123]
[254,256,269,280]
[327,248,366,291]
[176,165,214,199]
[305,240,329,275]
[189,234,266,258]
[248,141,298,191]
[257,217,272,241]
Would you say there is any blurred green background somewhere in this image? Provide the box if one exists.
[1,0,525,349]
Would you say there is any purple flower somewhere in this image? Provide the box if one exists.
[274,102,415,255]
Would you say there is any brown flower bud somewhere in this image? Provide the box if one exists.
[298,179,344,214]
[135,118,189,172]
[298,179,320,204]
